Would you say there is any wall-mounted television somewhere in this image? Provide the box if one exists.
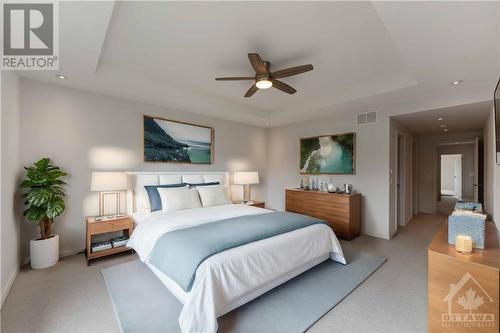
[495,77,500,164]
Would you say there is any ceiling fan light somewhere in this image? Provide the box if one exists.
[256,79,272,89]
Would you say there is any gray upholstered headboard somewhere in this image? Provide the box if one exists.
[126,171,230,214]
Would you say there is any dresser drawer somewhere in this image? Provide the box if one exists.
[90,218,131,234]
[328,221,350,238]
[285,189,361,239]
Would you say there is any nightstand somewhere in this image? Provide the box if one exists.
[85,215,134,265]
[250,201,266,208]
[238,201,265,208]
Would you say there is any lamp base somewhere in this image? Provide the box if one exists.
[99,191,121,217]
[243,184,252,203]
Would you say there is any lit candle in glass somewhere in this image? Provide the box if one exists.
[455,235,473,254]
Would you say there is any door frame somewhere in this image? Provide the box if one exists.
[412,139,418,215]
[439,153,463,199]
[394,130,406,231]
[473,137,479,202]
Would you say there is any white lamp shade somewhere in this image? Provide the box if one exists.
[91,172,127,191]
[234,172,259,185]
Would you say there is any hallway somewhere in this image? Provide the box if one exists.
[436,196,457,216]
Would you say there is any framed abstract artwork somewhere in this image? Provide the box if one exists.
[300,132,355,174]
[143,115,213,164]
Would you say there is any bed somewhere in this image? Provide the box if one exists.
[125,172,346,333]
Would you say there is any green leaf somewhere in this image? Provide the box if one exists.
[48,170,67,180]
[26,188,53,206]
[46,197,65,219]
[35,158,50,169]
[20,179,35,188]
[25,206,47,221]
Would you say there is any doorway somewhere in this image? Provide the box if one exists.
[440,154,463,199]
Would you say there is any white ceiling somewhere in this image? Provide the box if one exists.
[17,1,500,127]
[391,101,492,136]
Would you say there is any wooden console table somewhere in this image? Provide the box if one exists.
[285,188,361,239]
[428,221,500,333]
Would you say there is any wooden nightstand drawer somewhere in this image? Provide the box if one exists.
[90,218,131,234]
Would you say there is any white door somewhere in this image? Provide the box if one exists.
[440,154,462,198]
[473,137,479,202]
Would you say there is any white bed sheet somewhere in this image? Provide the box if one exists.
[127,204,345,333]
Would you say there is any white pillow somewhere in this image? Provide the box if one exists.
[197,186,232,207]
[158,187,202,212]
[135,187,151,212]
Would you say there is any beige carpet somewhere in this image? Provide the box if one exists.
[1,214,444,333]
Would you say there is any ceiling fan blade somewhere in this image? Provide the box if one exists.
[215,77,255,81]
[248,53,267,74]
[272,64,313,79]
[272,79,297,94]
[244,84,258,97]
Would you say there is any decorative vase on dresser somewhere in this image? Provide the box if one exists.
[285,188,362,239]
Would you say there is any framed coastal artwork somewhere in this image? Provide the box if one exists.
[143,115,213,164]
[300,132,355,174]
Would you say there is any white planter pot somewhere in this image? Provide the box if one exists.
[30,234,59,269]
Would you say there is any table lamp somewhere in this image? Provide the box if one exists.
[234,172,259,204]
[91,172,127,219]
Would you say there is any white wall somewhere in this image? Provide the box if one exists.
[19,79,268,259]
[483,107,500,228]
[266,110,391,239]
[1,72,21,306]
[483,108,495,217]
[389,118,416,234]
[417,131,481,214]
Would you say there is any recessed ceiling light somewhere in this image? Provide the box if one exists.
[451,80,463,85]
[438,117,443,121]
[55,74,67,80]
[443,128,448,132]
[440,124,447,128]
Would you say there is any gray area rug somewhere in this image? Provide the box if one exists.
[102,247,386,333]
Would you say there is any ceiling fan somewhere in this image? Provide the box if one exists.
[215,53,313,97]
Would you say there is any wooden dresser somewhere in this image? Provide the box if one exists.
[428,221,500,333]
[285,188,361,239]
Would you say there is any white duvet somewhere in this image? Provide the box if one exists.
[127,204,345,333]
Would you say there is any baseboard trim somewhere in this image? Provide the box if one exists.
[1,266,19,307]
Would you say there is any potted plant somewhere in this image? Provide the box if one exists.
[20,158,68,269]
